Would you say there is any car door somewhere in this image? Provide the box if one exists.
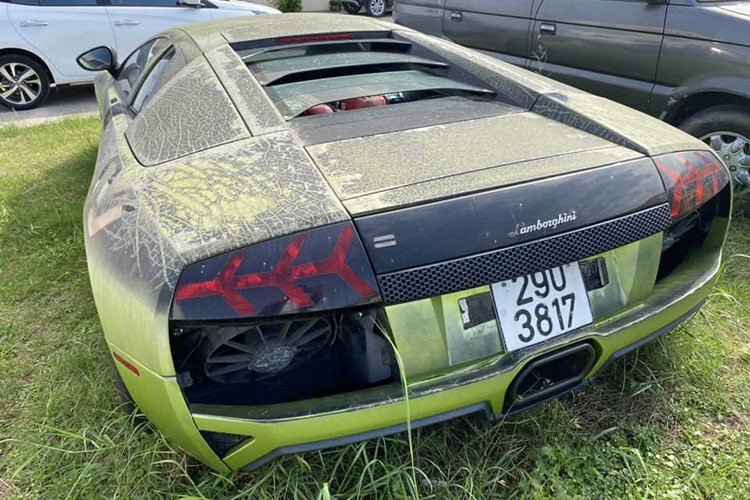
[530,0,667,112]
[105,0,211,61]
[442,0,536,67]
[6,0,115,79]
[393,0,446,36]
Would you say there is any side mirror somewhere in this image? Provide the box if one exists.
[77,46,117,74]
[177,0,204,7]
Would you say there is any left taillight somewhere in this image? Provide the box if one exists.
[653,150,730,221]
[172,222,381,320]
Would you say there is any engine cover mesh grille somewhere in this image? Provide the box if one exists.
[378,204,671,304]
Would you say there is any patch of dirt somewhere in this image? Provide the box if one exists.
[0,478,19,497]
[702,413,748,439]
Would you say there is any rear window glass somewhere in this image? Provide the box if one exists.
[238,33,498,120]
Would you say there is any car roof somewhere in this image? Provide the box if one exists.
[175,13,397,54]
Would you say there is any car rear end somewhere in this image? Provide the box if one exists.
[115,22,732,471]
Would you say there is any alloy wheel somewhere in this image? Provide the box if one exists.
[368,0,386,17]
[700,131,750,185]
[0,61,43,107]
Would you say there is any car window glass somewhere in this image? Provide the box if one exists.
[39,0,98,5]
[9,0,41,5]
[117,37,170,98]
[131,47,183,112]
[109,0,179,6]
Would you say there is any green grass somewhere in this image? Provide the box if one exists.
[1,117,749,499]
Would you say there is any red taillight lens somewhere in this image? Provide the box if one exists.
[172,223,381,320]
[654,151,730,220]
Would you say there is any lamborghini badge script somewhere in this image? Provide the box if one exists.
[508,212,577,238]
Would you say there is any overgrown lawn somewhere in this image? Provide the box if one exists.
[1,118,748,498]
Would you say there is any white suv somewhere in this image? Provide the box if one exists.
[0,0,278,110]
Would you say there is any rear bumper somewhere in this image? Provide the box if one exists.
[111,242,722,472]
[238,299,704,471]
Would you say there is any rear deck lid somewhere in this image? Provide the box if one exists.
[305,112,643,215]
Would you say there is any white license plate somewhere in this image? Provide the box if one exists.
[491,263,593,352]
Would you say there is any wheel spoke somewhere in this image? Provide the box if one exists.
[7,63,19,79]
[709,135,723,151]
[730,137,747,154]
[0,66,13,83]
[16,68,34,83]
[0,87,17,99]
[19,85,37,101]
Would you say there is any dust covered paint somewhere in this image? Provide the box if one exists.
[82,14,731,472]
[307,112,617,206]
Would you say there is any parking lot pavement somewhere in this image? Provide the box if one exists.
[0,84,98,128]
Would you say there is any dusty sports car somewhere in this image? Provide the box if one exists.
[79,14,731,472]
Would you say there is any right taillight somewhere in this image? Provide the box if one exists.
[654,150,732,280]
[654,151,730,221]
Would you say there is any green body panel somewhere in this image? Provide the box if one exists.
[386,234,663,378]
[343,146,642,216]
[186,14,391,51]
[125,56,249,167]
[83,14,733,473]
[398,31,713,157]
[180,236,723,471]
[204,46,287,136]
[307,112,621,212]
[109,345,229,473]
[86,111,348,374]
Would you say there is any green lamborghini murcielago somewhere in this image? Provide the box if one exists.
[79,14,732,472]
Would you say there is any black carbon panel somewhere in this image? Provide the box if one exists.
[378,204,671,304]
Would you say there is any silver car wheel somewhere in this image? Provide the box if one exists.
[701,131,750,185]
[368,0,386,16]
[0,61,42,107]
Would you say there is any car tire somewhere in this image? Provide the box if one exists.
[679,105,750,186]
[365,0,387,17]
[0,55,51,111]
[343,2,361,14]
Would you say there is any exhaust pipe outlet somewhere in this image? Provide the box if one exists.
[504,343,596,413]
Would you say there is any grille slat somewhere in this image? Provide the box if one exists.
[378,204,671,304]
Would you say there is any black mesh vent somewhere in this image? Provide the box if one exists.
[202,431,251,458]
[378,204,671,304]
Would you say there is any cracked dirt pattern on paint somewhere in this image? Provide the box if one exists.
[398,30,709,157]
[205,45,286,136]
[126,57,249,167]
[343,146,642,215]
[220,15,388,44]
[307,113,612,203]
[88,124,347,293]
[532,94,709,156]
